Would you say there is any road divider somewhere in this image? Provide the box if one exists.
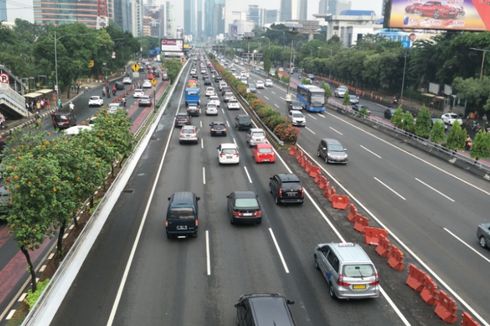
[405,264,425,292]
[363,227,388,246]
[353,214,369,233]
[420,276,439,305]
[434,290,458,324]
[330,194,350,210]
[386,246,405,272]
[462,312,480,326]
[375,235,392,257]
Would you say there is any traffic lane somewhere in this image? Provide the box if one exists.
[50,67,189,326]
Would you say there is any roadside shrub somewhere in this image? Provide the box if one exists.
[25,279,50,309]
[415,106,432,138]
[236,84,247,96]
[280,76,290,84]
[391,108,404,128]
[274,123,299,144]
[401,111,415,133]
[359,107,370,118]
[430,120,446,144]
[446,121,467,150]
[256,106,277,119]
[250,99,266,111]
[343,90,350,106]
[244,92,257,102]
[264,113,286,131]
[471,130,490,159]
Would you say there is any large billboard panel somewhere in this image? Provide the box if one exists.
[161,39,184,52]
[387,0,490,31]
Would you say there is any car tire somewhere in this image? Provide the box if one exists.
[329,282,337,299]
[230,217,235,225]
[166,232,172,239]
[275,196,280,205]
[314,255,320,270]
[479,236,488,248]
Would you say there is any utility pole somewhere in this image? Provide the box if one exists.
[54,31,59,96]
[400,49,408,105]
[470,47,490,80]
[286,39,294,97]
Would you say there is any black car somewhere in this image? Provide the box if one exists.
[215,75,222,82]
[165,192,200,239]
[235,293,296,326]
[175,112,191,127]
[227,191,262,225]
[384,107,397,120]
[204,78,212,86]
[51,110,77,129]
[269,174,304,205]
[210,121,227,136]
[235,114,253,131]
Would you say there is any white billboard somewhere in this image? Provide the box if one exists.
[161,39,184,53]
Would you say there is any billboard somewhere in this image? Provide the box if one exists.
[387,0,490,31]
[161,39,184,52]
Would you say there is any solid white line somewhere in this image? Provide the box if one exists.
[271,90,276,95]
[329,127,343,136]
[443,228,490,264]
[374,177,406,201]
[307,114,317,120]
[226,120,230,128]
[264,95,270,100]
[206,230,211,276]
[305,127,316,135]
[233,137,237,145]
[106,67,189,326]
[6,310,15,320]
[360,145,382,159]
[18,293,27,302]
[318,114,326,119]
[274,103,280,109]
[268,228,290,274]
[39,265,47,273]
[243,166,253,183]
[201,138,204,149]
[297,144,485,325]
[221,108,225,114]
[415,178,455,202]
[199,120,203,128]
[202,167,206,185]
[325,112,490,197]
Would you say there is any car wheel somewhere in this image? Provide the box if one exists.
[325,156,329,164]
[275,196,280,205]
[314,255,320,270]
[479,236,488,248]
[230,217,235,225]
[329,282,337,299]
[317,150,321,157]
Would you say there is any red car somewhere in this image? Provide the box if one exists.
[407,1,460,18]
[252,143,276,163]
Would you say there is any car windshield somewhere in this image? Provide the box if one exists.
[238,116,250,122]
[182,128,195,134]
[343,264,375,278]
[168,207,194,219]
[258,147,273,154]
[311,94,325,106]
[235,198,259,208]
[329,144,344,152]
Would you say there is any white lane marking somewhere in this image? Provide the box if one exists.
[221,108,225,114]
[264,95,270,100]
[374,177,406,201]
[307,114,317,120]
[206,230,211,276]
[297,144,484,325]
[360,145,382,159]
[274,103,280,109]
[233,137,237,145]
[106,67,189,326]
[268,228,290,274]
[202,167,206,185]
[18,293,27,302]
[200,120,203,128]
[444,228,490,264]
[39,264,47,273]
[305,127,316,135]
[271,90,276,95]
[329,127,343,136]
[415,178,455,202]
[6,310,15,320]
[318,114,326,119]
[326,112,490,197]
[243,166,253,183]
[226,120,230,128]
[201,138,204,149]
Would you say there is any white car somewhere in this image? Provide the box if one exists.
[205,104,218,116]
[227,100,240,110]
[256,80,265,89]
[142,80,152,88]
[108,103,123,114]
[441,112,463,126]
[209,98,221,108]
[63,125,93,136]
[179,125,199,144]
[246,128,266,147]
[288,110,306,127]
[122,77,132,84]
[335,86,348,98]
[205,87,215,97]
[88,96,104,107]
[265,79,273,87]
[133,89,145,98]
[240,78,248,85]
[218,143,240,165]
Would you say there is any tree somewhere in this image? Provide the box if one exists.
[401,111,415,133]
[163,59,182,83]
[391,108,404,128]
[471,130,490,159]
[430,120,446,144]
[446,121,467,150]
[301,78,311,84]
[343,89,350,106]
[321,82,332,98]
[415,106,432,138]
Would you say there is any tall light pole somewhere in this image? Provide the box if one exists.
[286,39,294,97]
[470,47,490,80]
[54,31,59,96]
[400,49,408,104]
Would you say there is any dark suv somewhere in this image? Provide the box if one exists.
[235,293,296,326]
[269,174,304,205]
[51,110,77,129]
[165,192,200,239]
[175,112,191,127]
[235,114,253,131]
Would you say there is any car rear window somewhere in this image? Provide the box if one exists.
[222,148,237,154]
[252,131,265,138]
[343,264,375,278]
[258,147,273,154]
[235,198,259,208]
[168,207,194,219]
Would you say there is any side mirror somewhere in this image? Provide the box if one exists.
[286,299,295,305]
[196,196,200,201]
[167,197,171,200]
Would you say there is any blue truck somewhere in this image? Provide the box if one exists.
[185,87,200,107]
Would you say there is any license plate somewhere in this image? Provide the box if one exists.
[242,213,253,216]
[226,156,232,159]
[352,284,366,290]
[287,192,296,197]
[176,225,188,230]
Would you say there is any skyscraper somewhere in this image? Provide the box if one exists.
[280,0,298,21]
[0,0,7,22]
[298,0,307,20]
[205,0,224,38]
[318,0,351,15]
[247,5,260,27]
[184,0,195,36]
[263,9,279,24]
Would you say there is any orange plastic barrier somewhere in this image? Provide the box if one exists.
[420,276,439,305]
[406,264,425,292]
[289,145,297,156]
[363,227,388,246]
[330,194,350,210]
[461,312,480,326]
[434,290,458,324]
[346,203,358,223]
[375,235,391,257]
[309,166,321,178]
[295,150,303,162]
[324,186,336,201]
[353,215,369,233]
[298,155,306,168]
[304,160,313,173]
[387,246,404,271]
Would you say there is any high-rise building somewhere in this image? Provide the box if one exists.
[0,0,7,21]
[205,0,224,38]
[319,0,351,15]
[165,1,174,37]
[131,0,144,36]
[280,0,298,21]
[298,0,307,20]
[197,0,202,40]
[247,5,260,27]
[184,0,195,36]
[261,9,278,25]
[33,0,115,28]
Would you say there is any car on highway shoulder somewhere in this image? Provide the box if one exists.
[235,293,296,326]
[138,95,152,107]
[217,143,240,165]
[441,112,463,126]
[477,223,490,249]
[348,94,359,105]
[133,89,145,98]
[88,96,104,107]
[235,114,253,131]
[265,79,273,87]
[227,191,262,224]
[205,104,218,116]
[142,79,152,88]
[122,76,132,84]
[314,242,380,299]
[209,121,227,136]
[246,128,266,147]
[317,138,348,164]
[227,99,241,110]
[179,125,199,144]
[269,173,304,205]
[334,85,348,98]
[175,112,191,127]
[288,110,306,127]
[165,192,199,239]
[256,80,265,89]
[252,143,275,164]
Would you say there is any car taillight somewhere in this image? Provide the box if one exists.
[195,218,199,226]
[232,210,241,217]
[337,274,351,287]
[370,273,379,286]
[165,220,168,227]
[278,188,283,197]
[254,210,262,218]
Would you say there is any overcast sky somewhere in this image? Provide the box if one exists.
[6,0,383,28]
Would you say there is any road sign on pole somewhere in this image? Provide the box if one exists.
[131,63,140,72]
[0,73,9,84]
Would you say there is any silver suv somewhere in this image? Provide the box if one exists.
[313,242,380,299]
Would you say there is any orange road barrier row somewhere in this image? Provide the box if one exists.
[363,227,388,246]
[420,275,439,305]
[405,264,425,292]
[353,214,369,233]
[309,166,321,179]
[375,235,392,257]
[461,312,480,326]
[330,194,350,210]
[434,290,458,324]
[289,145,297,156]
[346,203,358,223]
[323,186,336,202]
[387,245,405,272]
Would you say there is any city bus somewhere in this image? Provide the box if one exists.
[296,84,325,113]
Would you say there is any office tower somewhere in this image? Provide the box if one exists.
[319,0,351,15]
[0,0,7,21]
[184,0,195,36]
[247,5,260,27]
[280,0,298,21]
[298,0,307,20]
[205,0,224,37]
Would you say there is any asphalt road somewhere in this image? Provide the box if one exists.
[242,65,490,324]
[50,59,409,326]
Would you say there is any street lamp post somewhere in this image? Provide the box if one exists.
[54,31,59,95]
[470,47,490,80]
[400,49,408,105]
[286,39,294,97]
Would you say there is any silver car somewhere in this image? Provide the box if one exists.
[477,223,490,249]
[314,242,380,299]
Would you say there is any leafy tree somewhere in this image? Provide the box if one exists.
[163,59,182,83]
[430,120,446,144]
[471,130,490,159]
[301,78,311,84]
[391,108,404,128]
[263,50,272,75]
[446,121,467,150]
[401,111,415,132]
[415,106,432,138]
[343,89,350,106]
[321,82,332,98]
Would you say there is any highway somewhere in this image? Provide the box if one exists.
[242,64,490,324]
[49,60,415,325]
